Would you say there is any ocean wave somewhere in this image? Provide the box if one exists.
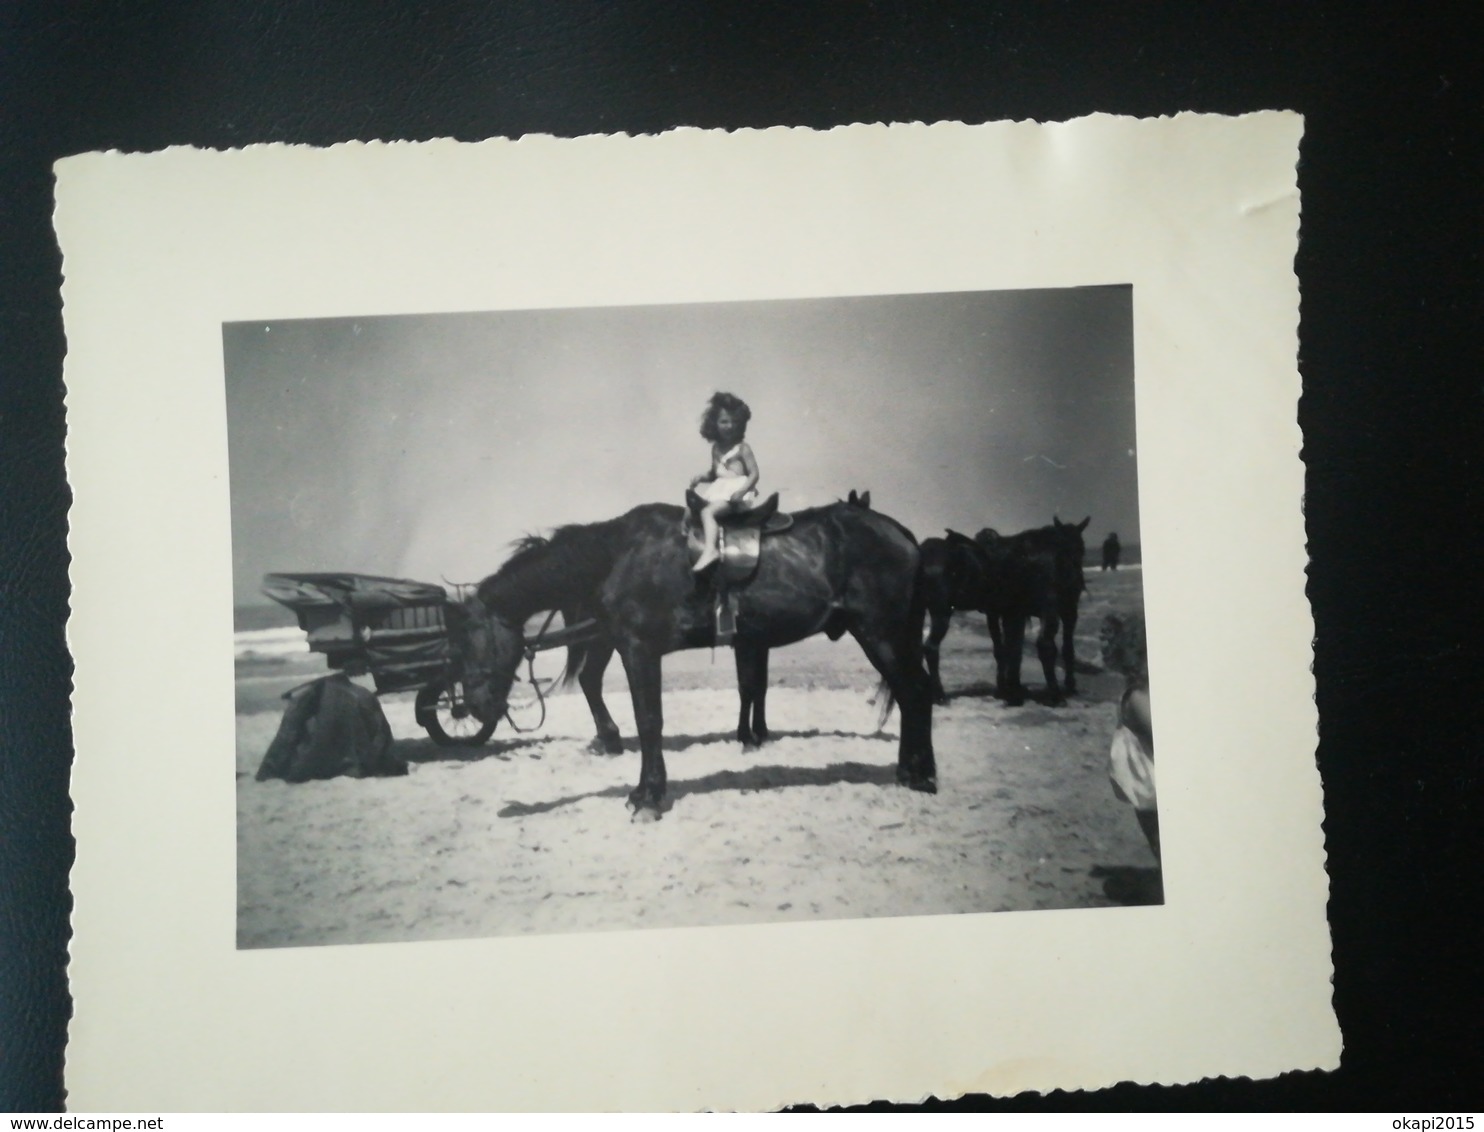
[235,626,309,660]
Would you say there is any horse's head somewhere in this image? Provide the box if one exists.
[1052,515,1091,590]
[444,595,525,725]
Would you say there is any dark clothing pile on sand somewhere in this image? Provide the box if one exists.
[257,673,407,783]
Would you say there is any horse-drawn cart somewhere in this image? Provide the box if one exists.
[262,572,498,745]
[262,571,599,747]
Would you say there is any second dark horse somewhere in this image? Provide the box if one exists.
[921,517,1089,706]
[447,501,937,818]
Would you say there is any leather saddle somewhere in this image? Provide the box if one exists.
[683,490,794,643]
[684,490,792,581]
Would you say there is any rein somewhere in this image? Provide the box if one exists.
[501,609,559,733]
[496,609,603,734]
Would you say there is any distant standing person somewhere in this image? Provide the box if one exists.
[688,391,760,573]
[1101,531,1121,571]
[1100,610,1157,861]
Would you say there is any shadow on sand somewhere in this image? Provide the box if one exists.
[393,734,565,765]
[656,726,897,753]
[395,725,894,766]
[497,758,901,819]
[939,681,1084,711]
[1090,864,1164,906]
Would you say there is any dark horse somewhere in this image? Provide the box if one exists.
[446,501,937,818]
[919,533,995,705]
[976,517,1089,705]
[517,598,773,754]
[518,486,880,755]
[921,517,1088,706]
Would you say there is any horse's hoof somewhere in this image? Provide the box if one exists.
[897,768,938,794]
[630,805,664,824]
[738,727,771,750]
[627,787,668,820]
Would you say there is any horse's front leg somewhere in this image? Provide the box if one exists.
[619,643,668,819]
[999,614,1027,706]
[986,614,1009,700]
[896,632,938,792]
[734,641,770,748]
[1036,611,1065,706]
[924,606,951,705]
[850,627,937,794]
[752,646,770,743]
[1060,608,1079,697]
[576,639,624,754]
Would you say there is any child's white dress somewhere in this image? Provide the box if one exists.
[696,442,757,505]
[1108,686,1156,813]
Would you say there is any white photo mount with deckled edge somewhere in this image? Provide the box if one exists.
[59,114,1334,1111]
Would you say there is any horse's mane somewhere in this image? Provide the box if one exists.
[789,500,846,523]
[476,517,627,617]
[977,521,1082,553]
[871,509,919,547]
[505,531,552,561]
[975,522,1087,596]
[796,498,919,546]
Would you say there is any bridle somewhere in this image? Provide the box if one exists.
[504,609,560,733]
[457,602,596,735]
[451,602,546,735]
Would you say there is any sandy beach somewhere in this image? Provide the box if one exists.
[236,568,1154,949]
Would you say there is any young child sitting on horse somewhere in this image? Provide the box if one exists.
[688,391,760,573]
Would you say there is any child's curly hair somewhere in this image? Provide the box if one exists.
[699,391,752,441]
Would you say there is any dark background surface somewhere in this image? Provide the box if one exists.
[2,1,1479,1113]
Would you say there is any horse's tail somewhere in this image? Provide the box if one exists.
[872,539,929,729]
[910,539,933,637]
[871,679,897,730]
[557,639,588,691]
[907,537,937,693]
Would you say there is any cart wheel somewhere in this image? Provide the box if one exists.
[416,680,497,747]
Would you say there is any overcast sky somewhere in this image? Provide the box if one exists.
[224,286,1138,606]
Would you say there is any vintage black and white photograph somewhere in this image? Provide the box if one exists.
[229,286,1158,949]
[60,118,1336,1109]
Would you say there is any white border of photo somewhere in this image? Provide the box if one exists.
[59,115,1334,1111]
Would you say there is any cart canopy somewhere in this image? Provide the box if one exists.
[262,572,449,614]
